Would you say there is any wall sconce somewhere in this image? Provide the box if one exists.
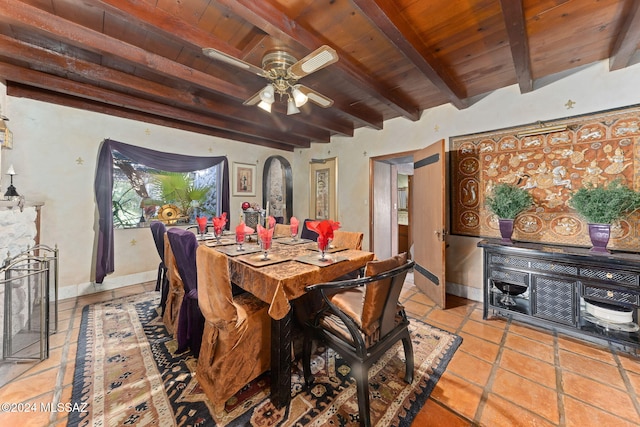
[4,164,20,200]
[516,122,567,138]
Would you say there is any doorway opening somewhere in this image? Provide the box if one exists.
[369,151,415,260]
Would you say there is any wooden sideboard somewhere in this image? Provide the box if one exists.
[478,239,640,354]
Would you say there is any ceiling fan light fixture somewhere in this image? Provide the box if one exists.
[260,84,275,102]
[257,100,272,112]
[287,97,300,115]
[292,86,308,107]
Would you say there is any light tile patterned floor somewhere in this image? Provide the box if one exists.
[1,275,640,426]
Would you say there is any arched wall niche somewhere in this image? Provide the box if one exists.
[262,155,293,223]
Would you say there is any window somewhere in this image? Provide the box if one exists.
[112,150,221,228]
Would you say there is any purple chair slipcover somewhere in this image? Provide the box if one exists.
[150,221,169,315]
[167,228,205,356]
[300,218,319,241]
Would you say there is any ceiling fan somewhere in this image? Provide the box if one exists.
[202,45,338,115]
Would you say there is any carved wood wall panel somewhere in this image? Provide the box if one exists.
[450,105,640,251]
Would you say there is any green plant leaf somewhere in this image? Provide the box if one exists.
[569,179,640,224]
[485,183,533,219]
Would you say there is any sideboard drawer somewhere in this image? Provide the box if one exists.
[490,268,529,286]
[530,260,577,276]
[489,254,529,269]
[583,285,640,307]
[579,267,638,286]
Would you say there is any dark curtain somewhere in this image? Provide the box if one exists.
[94,138,229,283]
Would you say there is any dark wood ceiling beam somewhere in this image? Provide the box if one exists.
[352,0,468,110]
[499,0,533,93]
[0,0,350,138]
[8,83,295,151]
[88,0,249,60]
[214,0,420,122]
[0,62,309,149]
[88,0,374,131]
[0,34,329,143]
[0,0,252,98]
[609,0,640,71]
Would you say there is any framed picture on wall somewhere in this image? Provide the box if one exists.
[309,157,337,220]
[232,162,256,196]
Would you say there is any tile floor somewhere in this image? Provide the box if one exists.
[1,276,640,426]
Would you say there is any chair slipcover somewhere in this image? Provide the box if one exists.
[300,218,319,241]
[162,233,183,335]
[196,245,271,413]
[167,228,205,356]
[331,230,364,250]
[303,253,414,427]
[150,221,169,315]
[273,223,291,238]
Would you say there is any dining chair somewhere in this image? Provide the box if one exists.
[331,230,364,250]
[150,221,169,315]
[273,223,291,238]
[195,245,271,413]
[166,228,205,356]
[162,232,184,335]
[302,253,414,427]
[300,218,319,241]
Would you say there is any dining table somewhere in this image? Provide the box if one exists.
[204,234,375,408]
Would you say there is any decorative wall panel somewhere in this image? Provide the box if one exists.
[450,105,640,251]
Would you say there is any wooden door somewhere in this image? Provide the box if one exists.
[412,140,447,308]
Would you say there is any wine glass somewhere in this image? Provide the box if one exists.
[317,236,330,261]
[290,224,298,241]
[261,236,272,260]
[196,216,208,240]
[236,232,245,251]
[214,226,223,244]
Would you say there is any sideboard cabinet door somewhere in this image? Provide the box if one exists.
[531,275,578,326]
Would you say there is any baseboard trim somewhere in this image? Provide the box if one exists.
[446,281,483,303]
[58,270,156,301]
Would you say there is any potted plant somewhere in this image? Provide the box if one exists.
[569,179,640,253]
[485,183,533,244]
[154,172,213,222]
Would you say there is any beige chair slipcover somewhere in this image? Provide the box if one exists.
[195,245,271,413]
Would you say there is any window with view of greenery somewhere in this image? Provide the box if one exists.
[112,150,221,228]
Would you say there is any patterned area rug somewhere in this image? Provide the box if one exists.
[69,292,462,426]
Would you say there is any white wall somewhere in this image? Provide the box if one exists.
[0,97,291,299]
[3,59,640,302]
[293,60,640,301]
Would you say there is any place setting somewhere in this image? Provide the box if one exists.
[236,219,293,267]
[274,217,313,245]
[215,222,261,256]
[295,220,347,266]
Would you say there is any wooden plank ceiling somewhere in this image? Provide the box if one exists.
[0,0,638,151]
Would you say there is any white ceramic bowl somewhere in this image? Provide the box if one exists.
[585,300,633,324]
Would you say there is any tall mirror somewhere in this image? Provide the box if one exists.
[262,155,293,223]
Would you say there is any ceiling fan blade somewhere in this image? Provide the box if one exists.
[202,48,266,77]
[242,89,262,106]
[296,85,334,108]
[287,45,338,79]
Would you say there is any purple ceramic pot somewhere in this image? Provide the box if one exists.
[498,218,514,245]
[588,223,611,254]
